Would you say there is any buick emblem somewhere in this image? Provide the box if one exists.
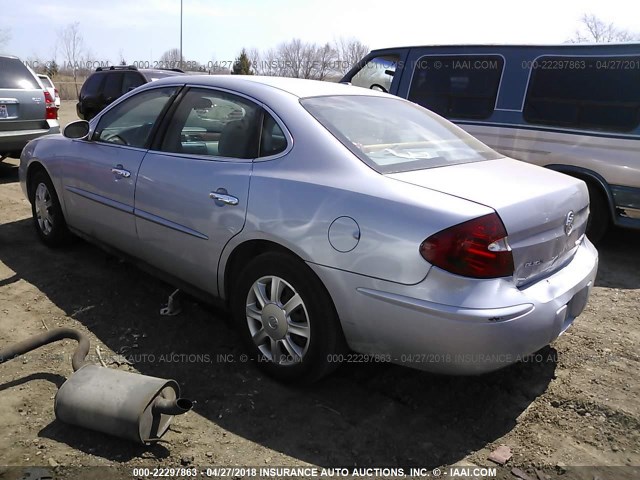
[564,211,575,236]
[267,315,279,329]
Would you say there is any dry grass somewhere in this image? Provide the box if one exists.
[48,74,86,100]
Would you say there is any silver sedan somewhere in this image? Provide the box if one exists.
[19,75,598,382]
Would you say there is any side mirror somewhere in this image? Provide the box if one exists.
[63,120,90,140]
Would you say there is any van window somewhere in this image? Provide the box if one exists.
[350,55,399,93]
[524,56,640,132]
[408,55,504,120]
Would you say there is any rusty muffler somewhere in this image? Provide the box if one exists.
[0,328,192,443]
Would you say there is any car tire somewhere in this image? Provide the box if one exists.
[585,182,609,244]
[231,252,345,383]
[29,170,73,247]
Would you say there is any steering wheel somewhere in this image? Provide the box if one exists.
[106,134,128,146]
[370,83,388,93]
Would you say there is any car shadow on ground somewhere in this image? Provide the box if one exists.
[0,160,19,185]
[10,217,637,467]
[594,227,640,289]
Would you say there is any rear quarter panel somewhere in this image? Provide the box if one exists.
[218,98,492,292]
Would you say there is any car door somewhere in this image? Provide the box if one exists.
[133,87,263,295]
[61,86,179,254]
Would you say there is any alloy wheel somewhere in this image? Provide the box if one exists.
[245,275,311,365]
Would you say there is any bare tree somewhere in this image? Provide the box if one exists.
[248,37,368,80]
[279,38,306,78]
[254,47,280,76]
[159,48,185,69]
[247,48,261,74]
[0,28,10,51]
[25,55,45,74]
[310,43,339,80]
[570,14,639,43]
[334,37,369,75]
[80,48,98,76]
[58,22,85,96]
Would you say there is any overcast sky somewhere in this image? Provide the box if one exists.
[3,0,640,66]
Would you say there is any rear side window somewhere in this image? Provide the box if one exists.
[80,74,104,97]
[259,114,287,157]
[524,56,640,132]
[159,88,261,159]
[0,57,39,89]
[122,73,146,94]
[103,73,124,100]
[408,55,504,120]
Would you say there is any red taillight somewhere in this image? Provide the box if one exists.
[420,213,514,279]
[44,91,57,120]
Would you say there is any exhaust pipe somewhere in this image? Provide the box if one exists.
[0,327,90,371]
[0,328,192,444]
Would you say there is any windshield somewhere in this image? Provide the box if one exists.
[300,95,502,173]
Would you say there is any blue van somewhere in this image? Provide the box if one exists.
[341,44,640,242]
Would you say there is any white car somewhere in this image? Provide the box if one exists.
[37,74,61,108]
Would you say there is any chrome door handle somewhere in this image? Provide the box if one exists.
[209,191,238,206]
[111,165,131,178]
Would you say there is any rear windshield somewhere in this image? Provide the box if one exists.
[141,70,184,82]
[0,57,39,89]
[38,76,54,88]
[300,95,501,173]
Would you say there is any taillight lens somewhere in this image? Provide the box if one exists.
[44,91,57,120]
[420,213,514,279]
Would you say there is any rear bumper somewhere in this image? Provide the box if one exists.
[0,121,60,154]
[310,238,598,375]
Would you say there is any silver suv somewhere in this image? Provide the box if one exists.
[0,55,60,161]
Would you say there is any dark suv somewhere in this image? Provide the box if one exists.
[1,55,59,161]
[76,66,184,121]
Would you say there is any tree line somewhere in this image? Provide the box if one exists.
[1,13,637,87]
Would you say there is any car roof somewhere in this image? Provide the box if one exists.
[152,74,386,99]
[139,69,185,75]
[370,42,640,52]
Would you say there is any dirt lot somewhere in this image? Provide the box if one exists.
[0,103,638,479]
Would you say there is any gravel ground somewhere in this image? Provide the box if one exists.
[0,103,638,480]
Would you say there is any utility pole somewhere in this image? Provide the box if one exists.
[179,0,183,70]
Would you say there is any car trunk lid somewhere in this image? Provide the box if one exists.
[387,158,589,286]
